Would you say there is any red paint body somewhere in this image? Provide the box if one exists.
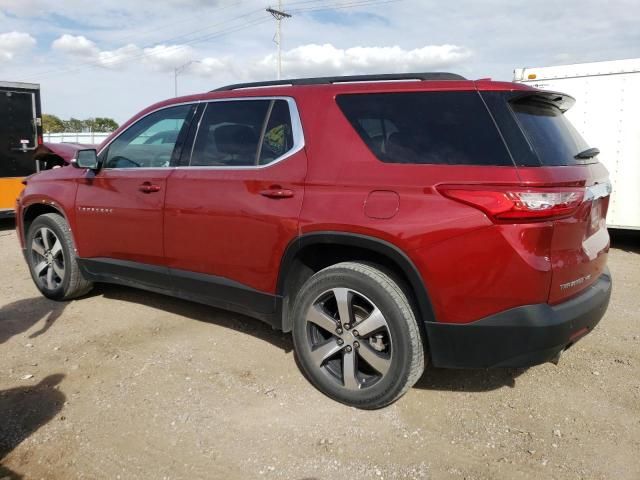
[16,78,610,326]
[163,149,307,292]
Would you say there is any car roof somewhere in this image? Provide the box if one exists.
[109,74,535,145]
[148,73,534,108]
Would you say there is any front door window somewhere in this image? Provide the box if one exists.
[103,104,192,169]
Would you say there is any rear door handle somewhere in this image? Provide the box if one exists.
[139,182,161,193]
[260,188,294,199]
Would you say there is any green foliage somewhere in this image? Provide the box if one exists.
[63,118,84,132]
[42,114,65,133]
[86,117,120,132]
[43,115,120,133]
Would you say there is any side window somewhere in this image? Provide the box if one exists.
[191,99,294,167]
[336,92,513,166]
[356,118,399,156]
[258,100,294,165]
[104,104,192,169]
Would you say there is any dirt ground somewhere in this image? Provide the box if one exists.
[0,217,638,480]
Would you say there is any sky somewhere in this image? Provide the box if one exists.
[0,0,639,123]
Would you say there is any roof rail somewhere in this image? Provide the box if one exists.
[212,72,466,92]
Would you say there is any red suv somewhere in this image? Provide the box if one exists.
[16,73,612,408]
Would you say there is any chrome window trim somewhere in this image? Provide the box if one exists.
[98,96,305,172]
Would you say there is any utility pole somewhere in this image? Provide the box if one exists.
[266,1,291,80]
[174,60,200,97]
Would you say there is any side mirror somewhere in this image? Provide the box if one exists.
[73,149,99,170]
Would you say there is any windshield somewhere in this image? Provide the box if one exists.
[510,98,592,166]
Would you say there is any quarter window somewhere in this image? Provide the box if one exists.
[191,99,294,167]
[336,92,513,166]
[104,104,192,169]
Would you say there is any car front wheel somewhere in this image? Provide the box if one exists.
[26,213,93,300]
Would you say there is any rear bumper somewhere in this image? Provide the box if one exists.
[425,269,611,368]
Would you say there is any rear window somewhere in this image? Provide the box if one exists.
[336,91,513,166]
[510,98,591,166]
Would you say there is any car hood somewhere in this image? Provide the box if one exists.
[34,142,98,165]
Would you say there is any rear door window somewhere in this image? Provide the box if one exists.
[259,100,294,165]
[190,99,294,167]
[336,91,513,166]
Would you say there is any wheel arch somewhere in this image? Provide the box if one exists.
[277,232,435,333]
[22,201,74,247]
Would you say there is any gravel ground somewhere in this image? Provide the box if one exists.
[1,218,638,480]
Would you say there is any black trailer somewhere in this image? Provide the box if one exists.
[0,81,42,211]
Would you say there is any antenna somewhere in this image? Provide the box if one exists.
[266,1,292,80]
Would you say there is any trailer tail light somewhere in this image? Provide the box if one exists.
[438,186,585,222]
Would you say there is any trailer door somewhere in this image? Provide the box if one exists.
[0,89,38,178]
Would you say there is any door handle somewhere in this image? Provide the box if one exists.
[139,182,161,193]
[260,187,294,199]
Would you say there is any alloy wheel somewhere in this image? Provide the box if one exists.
[305,288,393,390]
[30,227,65,290]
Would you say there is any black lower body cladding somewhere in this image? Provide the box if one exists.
[425,269,612,368]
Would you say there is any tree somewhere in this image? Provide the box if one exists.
[46,116,120,133]
[63,118,84,132]
[42,114,65,133]
[86,117,119,132]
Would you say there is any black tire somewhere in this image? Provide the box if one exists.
[26,213,93,301]
[291,261,425,409]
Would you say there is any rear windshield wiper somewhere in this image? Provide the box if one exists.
[575,147,600,159]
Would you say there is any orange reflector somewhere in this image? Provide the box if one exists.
[527,73,537,79]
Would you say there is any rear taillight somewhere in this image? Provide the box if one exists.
[438,186,585,222]
[38,135,43,145]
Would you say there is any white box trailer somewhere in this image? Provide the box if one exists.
[514,58,640,230]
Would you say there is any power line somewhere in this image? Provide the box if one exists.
[290,0,401,14]
[25,11,270,80]
[24,0,402,81]
[133,0,337,47]
[94,1,248,48]
[264,0,402,78]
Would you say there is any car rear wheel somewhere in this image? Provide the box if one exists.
[26,213,93,301]
[292,261,425,409]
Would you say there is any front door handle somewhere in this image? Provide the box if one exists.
[139,182,161,193]
[260,187,294,199]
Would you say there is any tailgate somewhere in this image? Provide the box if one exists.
[514,164,611,303]
[482,88,612,304]
[547,164,611,303]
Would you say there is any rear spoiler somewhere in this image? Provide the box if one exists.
[510,90,576,112]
